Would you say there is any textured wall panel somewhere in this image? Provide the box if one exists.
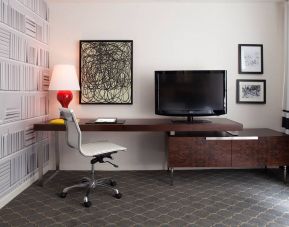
[0,161,10,195]
[0,0,49,200]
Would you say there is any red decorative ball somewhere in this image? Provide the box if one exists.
[57,90,73,108]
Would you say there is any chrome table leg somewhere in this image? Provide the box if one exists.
[38,131,60,186]
[37,140,44,186]
[170,167,174,186]
[283,166,287,184]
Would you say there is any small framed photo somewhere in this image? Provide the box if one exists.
[238,44,263,74]
[236,79,266,104]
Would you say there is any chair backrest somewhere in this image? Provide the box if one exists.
[59,108,82,151]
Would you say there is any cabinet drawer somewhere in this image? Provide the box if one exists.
[168,137,231,167]
[232,138,266,167]
[267,137,289,165]
[168,137,195,167]
[203,140,231,167]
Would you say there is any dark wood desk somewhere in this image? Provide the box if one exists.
[34,118,243,186]
[34,118,243,132]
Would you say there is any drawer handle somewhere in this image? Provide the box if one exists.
[205,136,258,141]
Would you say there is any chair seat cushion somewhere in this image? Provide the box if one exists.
[81,142,126,156]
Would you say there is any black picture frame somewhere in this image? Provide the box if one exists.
[236,79,266,104]
[238,44,263,74]
[79,40,133,104]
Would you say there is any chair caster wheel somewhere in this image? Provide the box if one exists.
[59,192,67,198]
[110,180,117,187]
[114,193,122,199]
[83,201,92,207]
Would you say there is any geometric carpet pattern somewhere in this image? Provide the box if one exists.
[1,169,289,227]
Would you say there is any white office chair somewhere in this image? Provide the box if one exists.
[59,108,126,207]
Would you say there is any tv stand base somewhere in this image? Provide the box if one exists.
[172,116,211,124]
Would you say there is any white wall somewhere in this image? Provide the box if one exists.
[48,0,285,170]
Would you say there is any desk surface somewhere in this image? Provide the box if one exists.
[34,118,243,132]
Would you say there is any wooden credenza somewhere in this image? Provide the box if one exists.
[167,129,289,184]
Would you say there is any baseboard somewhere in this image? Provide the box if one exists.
[0,166,50,209]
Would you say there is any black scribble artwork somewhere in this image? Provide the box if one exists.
[241,85,261,98]
[80,41,132,104]
[244,52,260,67]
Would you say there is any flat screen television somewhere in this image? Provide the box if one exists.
[155,70,227,122]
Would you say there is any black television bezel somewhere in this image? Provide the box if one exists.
[155,70,227,117]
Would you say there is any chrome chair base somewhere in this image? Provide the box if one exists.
[59,165,122,207]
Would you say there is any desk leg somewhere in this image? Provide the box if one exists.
[55,131,60,171]
[38,131,60,187]
[37,141,44,186]
[283,166,287,184]
[169,167,174,186]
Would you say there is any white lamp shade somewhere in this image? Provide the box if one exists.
[49,64,80,91]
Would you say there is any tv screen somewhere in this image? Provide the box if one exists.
[155,70,227,118]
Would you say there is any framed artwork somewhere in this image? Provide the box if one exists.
[80,40,133,104]
[236,79,266,104]
[238,44,263,74]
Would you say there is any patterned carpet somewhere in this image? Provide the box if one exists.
[1,169,289,227]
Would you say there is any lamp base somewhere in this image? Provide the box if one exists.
[57,90,73,108]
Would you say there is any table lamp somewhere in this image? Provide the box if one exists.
[49,64,80,108]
